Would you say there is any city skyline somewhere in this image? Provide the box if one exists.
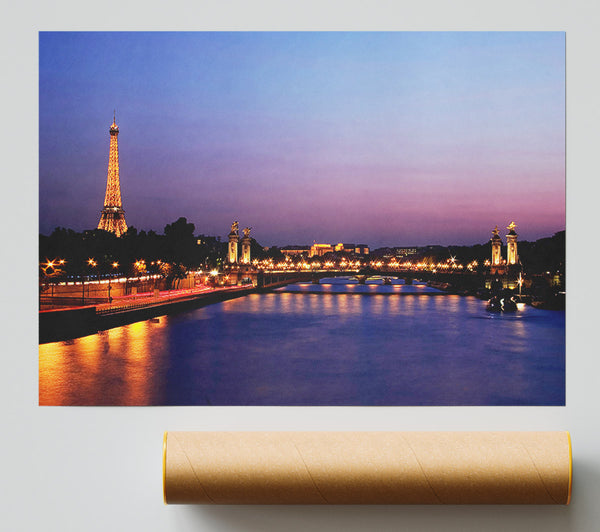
[39,32,565,247]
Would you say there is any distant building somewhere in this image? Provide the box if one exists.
[282,242,370,257]
[310,243,335,257]
[395,247,417,257]
[334,243,355,253]
[281,246,310,257]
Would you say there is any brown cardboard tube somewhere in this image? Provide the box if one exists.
[163,431,572,505]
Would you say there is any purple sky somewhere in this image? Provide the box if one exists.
[39,32,565,247]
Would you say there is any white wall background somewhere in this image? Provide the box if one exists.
[2,1,599,530]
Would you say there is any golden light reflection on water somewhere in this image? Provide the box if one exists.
[39,340,74,406]
[246,294,264,313]
[78,333,103,373]
[322,293,333,314]
[388,295,400,313]
[369,296,385,315]
[465,296,480,312]
[39,317,168,405]
[446,295,461,311]
[120,321,155,405]
[279,292,292,313]
[511,314,527,340]
[263,292,438,317]
[408,295,420,312]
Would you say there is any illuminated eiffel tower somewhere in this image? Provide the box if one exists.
[97,112,128,236]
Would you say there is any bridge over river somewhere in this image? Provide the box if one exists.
[257,267,482,289]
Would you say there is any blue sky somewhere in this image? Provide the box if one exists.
[39,32,565,247]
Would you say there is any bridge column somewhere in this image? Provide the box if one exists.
[228,221,239,264]
[491,225,502,267]
[506,222,518,265]
[241,227,252,264]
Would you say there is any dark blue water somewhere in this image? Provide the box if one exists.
[39,288,565,406]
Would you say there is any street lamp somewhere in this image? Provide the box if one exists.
[108,261,119,303]
[134,259,147,278]
[132,260,146,298]
[209,269,219,288]
[517,272,524,298]
[40,257,66,297]
[83,258,96,303]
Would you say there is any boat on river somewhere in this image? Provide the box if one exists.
[486,295,518,312]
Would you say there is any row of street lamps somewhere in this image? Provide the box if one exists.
[41,257,141,278]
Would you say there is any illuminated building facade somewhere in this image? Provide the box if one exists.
[310,243,334,257]
[334,243,355,253]
[281,247,309,257]
[97,114,127,237]
[283,243,370,257]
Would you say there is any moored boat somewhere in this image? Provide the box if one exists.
[486,295,518,312]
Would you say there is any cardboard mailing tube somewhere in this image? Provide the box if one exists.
[163,431,572,505]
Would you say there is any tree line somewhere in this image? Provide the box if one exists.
[40,218,565,283]
[39,217,263,284]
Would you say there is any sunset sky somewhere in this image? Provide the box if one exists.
[39,32,565,247]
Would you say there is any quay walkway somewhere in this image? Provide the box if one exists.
[94,285,238,315]
[39,284,258,344]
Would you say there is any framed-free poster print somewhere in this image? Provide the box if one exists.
[38,31,565,406]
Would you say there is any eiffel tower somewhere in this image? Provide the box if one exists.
[97,112,128,236]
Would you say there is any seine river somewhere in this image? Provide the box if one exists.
[39,279,565,406]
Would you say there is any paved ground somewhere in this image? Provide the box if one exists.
[94,285,247,313]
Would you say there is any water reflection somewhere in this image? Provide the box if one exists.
[39,293,565,406]
[40,317,169,405]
